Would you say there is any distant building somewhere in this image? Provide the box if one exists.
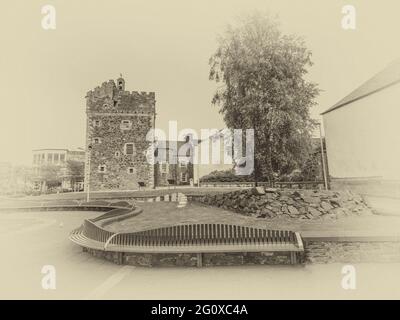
[154,139,194,187]
[32,148,85,192]
[322,59,400,196]
[85,77,156,191]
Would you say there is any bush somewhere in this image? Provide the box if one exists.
[199,169,253,183]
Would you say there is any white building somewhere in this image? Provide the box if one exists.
[32,148,85,192]
[322,59,400,196]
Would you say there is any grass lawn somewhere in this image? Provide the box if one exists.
[103,201,400,238]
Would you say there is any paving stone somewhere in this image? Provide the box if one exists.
[288,205,299,215]
[321,201,333,211]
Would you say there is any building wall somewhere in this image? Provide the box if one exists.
[32,149,68,166]
[86,78,155,191]
[153,143,193,186]
[155,159,192,186]
[323,82,400,181]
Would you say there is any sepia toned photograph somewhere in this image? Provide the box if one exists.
[1,0,400,307]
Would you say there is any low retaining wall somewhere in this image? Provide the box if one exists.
[304,238,400,263]
[84,239,400,266]
[83,248,302,267]
[84,240,400,267]
[192,187,374,220]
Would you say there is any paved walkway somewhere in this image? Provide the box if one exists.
[364,195,400,216]
[1,209,400,299]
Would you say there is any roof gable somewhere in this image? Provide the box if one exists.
[321,59,400,115]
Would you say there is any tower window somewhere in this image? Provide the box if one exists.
[93,137,102,144]
[127,167,135,174]
[98,165,106,173]
[115,151,120,157]
[124,143,135,155]
[120,120,132,130]
[93,119,101,127]
[117,76,125,91]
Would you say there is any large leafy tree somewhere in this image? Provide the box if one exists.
[209,13,319,183]
[38,164,61,188]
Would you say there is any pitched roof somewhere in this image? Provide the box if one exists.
[321,59,400,115]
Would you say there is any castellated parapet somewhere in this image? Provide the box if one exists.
[85,77,155,191]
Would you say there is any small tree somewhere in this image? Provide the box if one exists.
[38,164,61,189]
[66,160,85,188]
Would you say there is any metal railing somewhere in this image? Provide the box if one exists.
[199,181,324,189]
[72,219,303,252]
[108,224,298,247]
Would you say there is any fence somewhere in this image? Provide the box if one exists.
[199,181,325,189]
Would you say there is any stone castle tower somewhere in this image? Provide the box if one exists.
[85,77,155,191]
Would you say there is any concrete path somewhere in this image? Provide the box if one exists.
[1,210,400,299]
[364,195,400,216]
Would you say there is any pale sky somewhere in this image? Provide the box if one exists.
[1,0,400,165]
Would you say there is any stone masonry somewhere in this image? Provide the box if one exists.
[194,187,374,220]
[85,77,155,191]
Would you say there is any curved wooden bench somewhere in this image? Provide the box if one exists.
[70,222,304,266]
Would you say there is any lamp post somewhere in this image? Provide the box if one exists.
[318,122,329,190]
[85,145,92,202]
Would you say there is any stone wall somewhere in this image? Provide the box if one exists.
[83,247,124,264]
[194,187,374,220]
[304,240,400,263]
[125,253,198,267]
[86,78,155,191]
[84,240,400,266]
[83,248,301,267]
[202,252,296,266]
